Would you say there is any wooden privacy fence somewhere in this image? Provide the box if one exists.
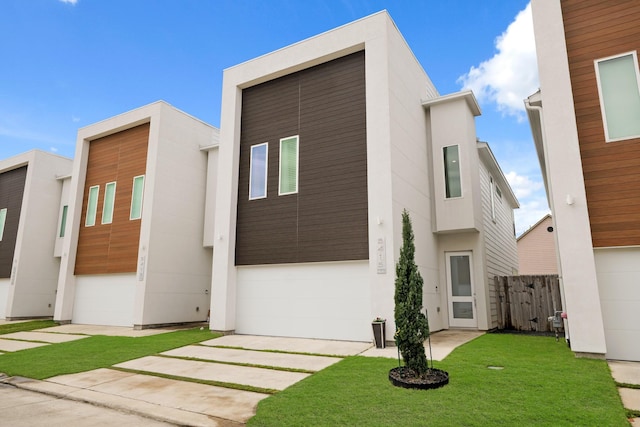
[494,275,563,332]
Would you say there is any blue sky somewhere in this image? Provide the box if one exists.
[0,0,546,235]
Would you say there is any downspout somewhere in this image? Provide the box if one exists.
[524,97,570,345]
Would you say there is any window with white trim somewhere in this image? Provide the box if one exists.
[101,182,116,224]
[130,175,145,220]
[490,176,496,222]
[595,51,640,142]
[279,135,299,195]
[85,185,99,226]
[0,208,6,241]
[443,145,462,198]
[59,205,68,238]
[249,143,268,200]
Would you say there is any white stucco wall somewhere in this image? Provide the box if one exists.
[2,151,71,319]
[54,176,72,257]
[202,145,219,248]
[236,261,370,341]
[595,247,640,361]
[0,279,8,319]
[531,0,607,355]
[136,103,215,326]
[384,19,442,332]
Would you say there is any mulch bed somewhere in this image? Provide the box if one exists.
[388,367,449,390]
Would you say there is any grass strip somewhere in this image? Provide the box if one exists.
[248,334,629,426]
[627,409,640,419]
[0,328,219,379]
[208,344,343,359]
[155,353,316,374]
[617,382,640,390]
[111,366,278,395]
[0,320,57,335]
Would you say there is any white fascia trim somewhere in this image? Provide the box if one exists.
[422,90,481,116]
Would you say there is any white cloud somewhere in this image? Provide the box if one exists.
[458,2,538,119]
[72,115,80,123]
[505,170,543,200]
[505,170,550,236]
[59,0,78,4]
[50,147,59,153]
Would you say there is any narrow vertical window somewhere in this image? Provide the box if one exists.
[443,145,462,198]
[59,205,68,237]
[249,143,268,200]
[130,175,145,220]
[490,176,496,223]
[279,135,299,195]
[101,182,116,224]
[595,51,640,142]
[85,185,100,226]
[0,208,7,241]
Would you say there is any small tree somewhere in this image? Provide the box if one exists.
[394,209,430,375]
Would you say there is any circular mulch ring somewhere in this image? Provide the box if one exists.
[388,367,449,390]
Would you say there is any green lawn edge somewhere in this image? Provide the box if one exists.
[248,334,629,427]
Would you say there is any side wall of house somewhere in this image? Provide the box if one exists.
[8,152,71,318]
[479,158,519,327]
[531,0,607,354]
[517,216,558,275]
[385,20,443,332]
[561,0,640,248]
[137,104,214,326]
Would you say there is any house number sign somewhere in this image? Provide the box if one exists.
[377,237,386,274]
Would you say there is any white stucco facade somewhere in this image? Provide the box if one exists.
[528,0,608,357]
[55,101,218,327]
[211,12,520,342]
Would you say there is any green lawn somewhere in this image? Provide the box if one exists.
[248,334,629,427]
[0,327,218,379]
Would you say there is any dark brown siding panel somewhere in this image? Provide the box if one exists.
[75,123,149,275]
[0,166,27,278]
[561,0,640,247]
[236,51,368,265]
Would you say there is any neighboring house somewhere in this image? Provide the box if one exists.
[0,150,72,319]
[210,11,519,342]
[527,0,640,360]
[55,101,219,328]
[517,214,558,275]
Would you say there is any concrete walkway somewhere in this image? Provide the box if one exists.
[0,326,482,426]
[608,361,640,424]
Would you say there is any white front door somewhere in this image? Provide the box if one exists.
[446,251,477,328]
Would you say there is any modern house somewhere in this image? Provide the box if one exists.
[54,101,219,328]
[527,0,640,360]
[0,150,72,320]
[517,214,558,275]
[210,11,519,342]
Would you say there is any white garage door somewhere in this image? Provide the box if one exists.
[595,248,640,361]
[73,274,136,327]
[236,261,371,342]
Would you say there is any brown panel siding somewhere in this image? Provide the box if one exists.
[236,51,368,265]
[561,0,640,247]
[0,166,27,278]
[75,123,149,274]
